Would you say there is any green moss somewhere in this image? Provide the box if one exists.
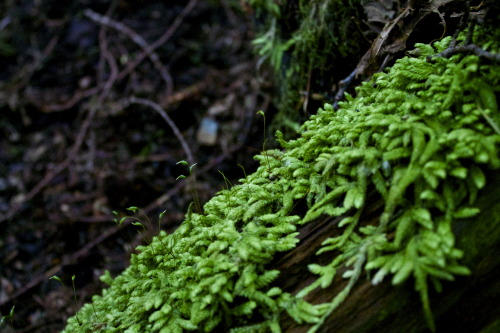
[63,32,500,333]
[250,0,366,136]
[480,318,500,333]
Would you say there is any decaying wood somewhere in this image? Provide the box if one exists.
[272,172,500,332]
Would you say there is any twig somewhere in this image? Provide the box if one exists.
[0,147,237,307]
[377,53,392,73]
[160,80,207,107]
[429,44,500,62]
[0,223,127,308]
[13,35,59,91]
[84,9,174,98]
[0,107,98,224]
[333,69,357,110]
[40,87,99,112]
[0,9,119,225]
[126,97,195,165]
[117,0,199,82]
[35,0,197,113]
[426,2,500,62]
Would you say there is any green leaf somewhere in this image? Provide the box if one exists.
[269,320,281,333]
[144,299,155,311]
[412,207,433,229]
[470,165,486,189]
[446,264,471,276]
[371,267,388,285]
[392,260,413,285]
[343,186,364,209]
[161,303,172,315]
[149,310,164,322]
[49,275,63,285]
[423,265,454,281]
[154,294,163,308]
[178,318,197,330]
[453,207,480,218]
[237,246,249,261]
[127,206,139,213]
[450,167,467,179]
[394,214,415,247]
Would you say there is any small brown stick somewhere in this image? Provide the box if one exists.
[0,107,99,224]
[0,222,127,308]
[0,11,119,224]
[333,68,357,110]
[428,44,500,62]
[84,9,174,98]
[40,87,99,112]
[160,80,207,107]
[117,0,199,82]
[126,97,195,165]
[12,35,59,92]
[37,0,197,113]
[0,146,238,307]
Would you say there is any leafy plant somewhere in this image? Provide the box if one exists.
[50,275,82,327]
[63,30,500,333]
[249,0,366,135]
[0,306,15,329]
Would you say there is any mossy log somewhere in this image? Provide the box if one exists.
[276,172,500,332]
[62,28,500,332]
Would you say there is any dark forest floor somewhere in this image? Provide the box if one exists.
[0,1,273,331]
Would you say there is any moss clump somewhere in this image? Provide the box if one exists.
[63,32,500,333]
[250,0,366,135]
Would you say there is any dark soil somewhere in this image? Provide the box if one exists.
[0,1,274,331]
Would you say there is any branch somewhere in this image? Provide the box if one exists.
[84,9,174,98]
[429,44,500,62]
[126,97,195,165]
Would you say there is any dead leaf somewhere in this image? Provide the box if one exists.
[364,0,397,24]
[356,0,459,77]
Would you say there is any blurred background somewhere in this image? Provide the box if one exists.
[0,1,274,331]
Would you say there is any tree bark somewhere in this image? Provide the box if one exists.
[273,172,500,333]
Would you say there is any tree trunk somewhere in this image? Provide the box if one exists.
[274,172,500,332]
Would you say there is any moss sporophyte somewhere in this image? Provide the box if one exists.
[62,34,500,332]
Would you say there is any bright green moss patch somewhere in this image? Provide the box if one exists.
[63,34,500,332]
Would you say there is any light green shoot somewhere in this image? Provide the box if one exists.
[257,111,271,172]
[237,163,247,179]
[0,305,15,328]
[126,206,140,214]
[50,275,82,326]
[176,160,202,213]
[218,170,233,190]
[176,161,197,180]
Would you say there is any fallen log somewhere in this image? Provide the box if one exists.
[276,172,500,332]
